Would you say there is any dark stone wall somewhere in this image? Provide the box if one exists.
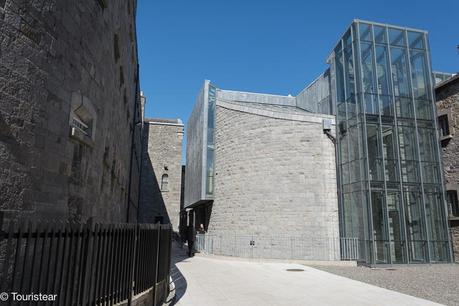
[436,77,459,262]
[0,0,142,223]
[139,121,183,231]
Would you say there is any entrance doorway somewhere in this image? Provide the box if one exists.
[371,189,405,264]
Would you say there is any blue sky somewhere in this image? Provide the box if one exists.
[137,0,459,161]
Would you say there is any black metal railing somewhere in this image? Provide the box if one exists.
[0,217,172,306]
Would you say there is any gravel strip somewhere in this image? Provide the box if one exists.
[311,265,459,306]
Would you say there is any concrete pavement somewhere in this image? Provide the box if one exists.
[170,244,442,306]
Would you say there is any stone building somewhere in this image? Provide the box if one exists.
[0,0,142,223]
[435,74,459,262]
[186,20,454,264]
[186,81,339,260]
[139,118,184,232]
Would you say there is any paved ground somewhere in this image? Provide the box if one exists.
[313,265,459,306]
[170,243,442,306]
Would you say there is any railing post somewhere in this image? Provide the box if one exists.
[79,219,94,305]
[153,224,161,306]
[128,224,139,306]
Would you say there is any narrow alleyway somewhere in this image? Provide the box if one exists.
[169,243,441,306]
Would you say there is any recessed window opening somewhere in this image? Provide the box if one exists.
[161,174,169,191]
[438,115,450,137]
[447,190,459,217]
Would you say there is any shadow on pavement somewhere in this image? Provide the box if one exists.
[169,240,191,305]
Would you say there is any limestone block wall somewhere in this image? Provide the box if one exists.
[208,101,339,260]
[139,120,183,231]
[436,77,459,262]
[0,0,141,223]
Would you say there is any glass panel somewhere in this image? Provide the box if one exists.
[343,193,352,235]
[335,51,345,103]
[380,95,393,117]
[334,40,342,54]
[410,50,431,100]
[415,99,433,120]
[418,128,438,162]
[348,126,359,161]
[418,127,440,184]
[339,127,349,163]
[408,31,425,49]
[425,191,448,261]
[404,188,427,262]
[347,97,357,126]
[364,94,379,115]
[350,160,361,183]
[371,190,389,263]
[344,46,355,100]
[421,162,440,184]
[417,119,434,129]
[342,163,350,185]
[390,47,411,97]
[387,191,405,263]
[352,192,365,239]
[343,192,365,238]
[382,125,399,182]
[398,124,420,183]
[359,23,372,42]
[337,102,346,123]
[367,124,383,181]
[360,43,377,95]
[395,97,414,118]
[375,46,391,96]
[389,28,406,46]
[373,26,387,44]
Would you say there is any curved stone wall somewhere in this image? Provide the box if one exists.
[207,102,339,259]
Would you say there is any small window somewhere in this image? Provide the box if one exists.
[161,174,169,191]
[70,93,97,143]
[447,190,459,217]
[438,115,450,136]
[71,115,91,136]
[114,34,120,62]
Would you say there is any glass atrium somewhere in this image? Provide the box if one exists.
[329,20,452,264]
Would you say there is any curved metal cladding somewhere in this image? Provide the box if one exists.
[296,69,333,115]
[205,84,217,196]
[330,20,452,264]
[185,82,206,207]
[184,80,216,208]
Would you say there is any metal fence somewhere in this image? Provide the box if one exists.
[340,237,360,260]
[0,217,172,306]
[196,234,360,261]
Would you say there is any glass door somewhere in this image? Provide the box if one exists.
[404,189,427,262]
[371,190,389,263]
[387,191,405,263]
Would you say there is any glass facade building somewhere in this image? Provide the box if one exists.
[329,20,452,264]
